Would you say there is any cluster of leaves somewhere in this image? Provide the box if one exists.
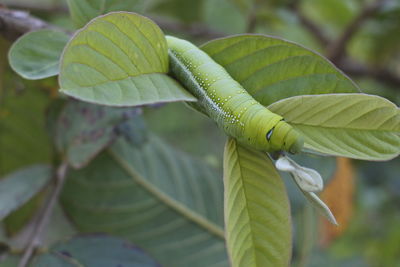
[1,0,399,266]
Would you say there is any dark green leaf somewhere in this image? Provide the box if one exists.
[0,255,19,267]
[0,82,52,234]
[32,234,159,266]
[150,0,204,23]
[55,100,140,168]
[0,86,52,175]
[201,34,359,106]
[61,135,228,266]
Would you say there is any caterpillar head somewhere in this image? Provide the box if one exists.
[241,113,304,154]
[253,118,304,154]
[268,120,304,154]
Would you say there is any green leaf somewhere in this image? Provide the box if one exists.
[0,255,19,267]
[301,0,356,35]
[203,0,246,34]
[59,12,196,106]
[0,165,51,220]
[2,193,45,237]
[201,34,359,106]
[55,100,140,169]
[1,203,77,252]
[67,0,148,28]
[32,234,159,266]
[0,84,52,175]
[150,0,204,23]
[268,94,400,161]
[223,138,292,267]
[8,30,69,80]
[61,135,228,267]
[0,80,53,234]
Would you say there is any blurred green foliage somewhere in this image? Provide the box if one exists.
[0,0,399,266]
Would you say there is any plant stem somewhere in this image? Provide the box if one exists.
[0,8,53,41]
[289,1,331,46]
[18,162,69,267]
[326,0,388,62]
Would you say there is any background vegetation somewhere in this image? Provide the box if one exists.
[0,0,399,266]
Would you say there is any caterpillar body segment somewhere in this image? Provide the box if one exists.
[166,36,303,154]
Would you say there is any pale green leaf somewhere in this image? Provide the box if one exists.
[268,94,400,161]
[201,34,359,106]
[32,234,159,266]
[67,0,148,28]
[223,138,291,267]
[8,30,69,80]
[59,12,196,106]
[0,165,51,220]
[61,134,228,267]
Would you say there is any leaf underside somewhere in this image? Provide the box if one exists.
[59,12,195,106]
[32,234,159,266]
[223,138,292,267]
[269,94,400,160]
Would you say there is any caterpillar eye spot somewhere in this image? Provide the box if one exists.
[280,118,285,122]
[266,128,274,141]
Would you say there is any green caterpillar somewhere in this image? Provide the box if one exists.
[166,36,304,154]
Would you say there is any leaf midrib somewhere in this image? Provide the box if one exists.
[231,141,258,266]
[107,149,225,240]
[290,122,400,132]
[63,71,166,89]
